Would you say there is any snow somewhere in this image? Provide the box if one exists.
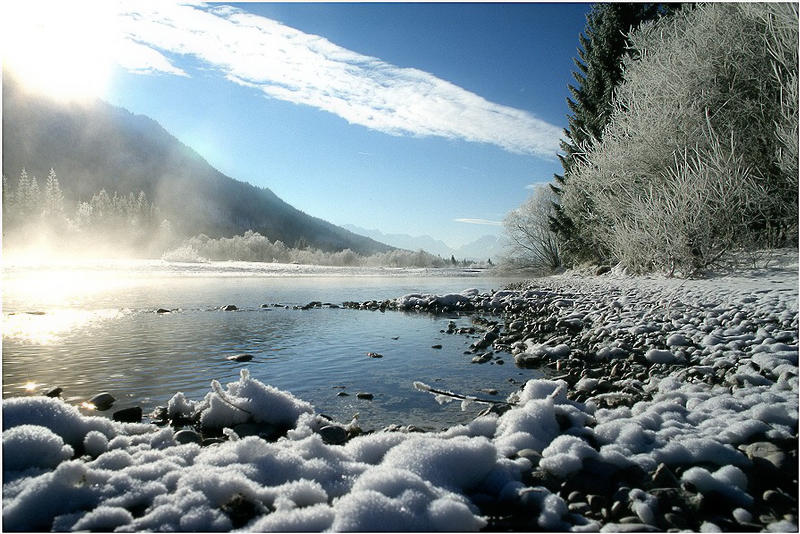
[2,251,798,531]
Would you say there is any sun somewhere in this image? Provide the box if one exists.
[0,0,120,102]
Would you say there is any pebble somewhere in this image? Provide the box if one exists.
[645,349,678,364]
[605,523,661,532]
[517,448,542,467]
[651,463,680,488]
[174,429,202,444]
[318,425,348,445]
[732,508,752,524]
[568,502,590,514]
[112,407,142,423]
[742,441,788,471]
[89,392,116,411]
[226,354,253,362]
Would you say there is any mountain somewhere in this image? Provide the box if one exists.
[2,75,392,255]
[343,224,508,261]
[453,234,508,262]
[341,224,453,257]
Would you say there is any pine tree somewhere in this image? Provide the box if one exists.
[44,168,65,216]
[15,169,29,210]
[550,3,678,263]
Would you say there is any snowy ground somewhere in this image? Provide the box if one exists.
[3,251,797,532]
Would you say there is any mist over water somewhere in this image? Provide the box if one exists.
[3,260,536,430]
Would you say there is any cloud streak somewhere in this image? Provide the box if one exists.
[113,2,562,157]
[453,218,503,226]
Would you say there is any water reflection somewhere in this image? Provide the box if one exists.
[3,261,533,430]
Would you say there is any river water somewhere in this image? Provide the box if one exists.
[3,260,540,430]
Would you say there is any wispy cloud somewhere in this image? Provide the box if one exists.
[113,3,562,158]
[453,218,503,226]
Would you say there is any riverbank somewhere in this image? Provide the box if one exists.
[3,253,797,531]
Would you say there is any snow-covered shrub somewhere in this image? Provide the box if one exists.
[503,184,562,273]
[161,244,208,263]
[561,3,799,274]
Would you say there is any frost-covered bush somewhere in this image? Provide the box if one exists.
[562,3,799,274]
[169,230,450,268]
[503,185,561,273]
[161,244,208,263]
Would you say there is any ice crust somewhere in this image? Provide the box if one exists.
[3,257,798,531]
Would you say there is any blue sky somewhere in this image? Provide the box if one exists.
[5,2,591,248]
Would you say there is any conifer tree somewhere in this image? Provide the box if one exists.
[550,3,678,262]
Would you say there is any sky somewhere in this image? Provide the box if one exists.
[2,1,591,249]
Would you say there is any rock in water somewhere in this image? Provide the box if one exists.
[227,354,253,362]
[222,304,238,311]
[113,407,143,423]
[45,387,63,398]
[156,308,171,314]
[366,352,383,358]
[431,344,443,349]
[356,392,374,400]
[89,392,115,411]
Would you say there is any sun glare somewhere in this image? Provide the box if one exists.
[1,1,120,102]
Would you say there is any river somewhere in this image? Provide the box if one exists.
[2,259,540,430]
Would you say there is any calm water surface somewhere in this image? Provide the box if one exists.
[3,260,539,430]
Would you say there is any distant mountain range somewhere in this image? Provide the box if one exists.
[342,224,508,261]
[2,74,392,255]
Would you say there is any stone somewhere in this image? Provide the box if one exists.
[471,352,493,364]
[221,494,258,529]
[645,349,677,364]
[226,354,253,362]
[666,333,691,347]
[431,344,443,349]
[605,523,660,532]
[587,494,607,512]
[763,489,796,508]
[662,512,686,530]
[174,429,202,444]
[652,463,680,488]
[568,502,590,514]
[318,425,348,445]
[743,442,788,471]
[156,308,171,314]
[113,407,142,423]
[610,500,628,519]
[337,391,349,397]
[356,392,373,400]
[366,352,383,358]
[221,304,238,311]
[732,508,753,524]
[595,265,612,275]
[89,392,116,411]
[45,386,63,398]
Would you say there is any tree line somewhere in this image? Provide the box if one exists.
[2,168,171,255]
[2,169,490,269]
[505,3,798,275]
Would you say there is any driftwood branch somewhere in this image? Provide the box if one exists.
[413,381,514,406]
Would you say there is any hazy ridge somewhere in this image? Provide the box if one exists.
[2,74,393,256]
